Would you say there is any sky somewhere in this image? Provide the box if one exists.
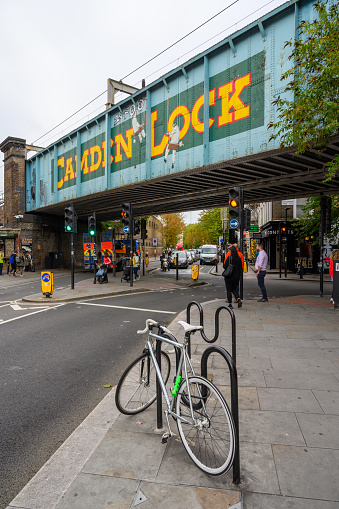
[0,0,288,220]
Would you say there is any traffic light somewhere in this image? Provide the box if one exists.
[64,205,75,233]
[121,202,132,229]
[242,208,251,230]
[88,213,96,237]
[229,229,237,244]
[228,187,241,228]
[141,219,148,239]
[133,219,140,235]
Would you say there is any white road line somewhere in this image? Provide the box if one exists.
[0,304,65,325]
[78,302,176,314]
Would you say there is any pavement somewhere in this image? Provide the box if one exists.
[6,262,339,509]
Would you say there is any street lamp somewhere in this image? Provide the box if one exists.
[284,207,291,278]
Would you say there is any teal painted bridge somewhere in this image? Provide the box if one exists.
[25,0,339,220]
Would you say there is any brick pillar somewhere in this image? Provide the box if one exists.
[0,137,26,228]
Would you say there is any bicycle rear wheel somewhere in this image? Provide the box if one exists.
[176,376,235,476]
[115,350,171,415]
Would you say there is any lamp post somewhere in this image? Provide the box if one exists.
[284,207,290,278]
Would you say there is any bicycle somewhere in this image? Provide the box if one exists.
[115,318,236,476]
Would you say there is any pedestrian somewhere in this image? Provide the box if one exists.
[9,252,17,276]
[329,249,339,304]
[0,250,3,275]
[255,243,268,302]
[133,251,140,280]
[223,245,243,308]
[24,252,31,271]
[16,252,25,276]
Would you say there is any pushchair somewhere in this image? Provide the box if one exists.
[95,264,108,284]
[121,265,131,283]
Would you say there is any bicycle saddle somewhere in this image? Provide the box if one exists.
[178,320,203,333]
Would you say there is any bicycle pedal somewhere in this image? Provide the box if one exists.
[161,432,170,444]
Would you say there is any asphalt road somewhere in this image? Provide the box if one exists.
[0,267,332,508]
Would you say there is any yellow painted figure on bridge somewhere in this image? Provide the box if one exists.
[164,123,184,169]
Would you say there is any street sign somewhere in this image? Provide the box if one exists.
[282,199,294,205]
[153,238,157,246]
[230,219,239,229]
[123,226,130,233]
[219,236,223,244]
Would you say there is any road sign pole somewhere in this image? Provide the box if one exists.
[71,232,74,290]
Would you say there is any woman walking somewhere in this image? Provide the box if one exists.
[223,245,243,308]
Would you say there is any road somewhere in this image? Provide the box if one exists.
[0,266,331,508]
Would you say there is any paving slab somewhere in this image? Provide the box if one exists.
[138,482,242,509]
[243,492,339,509]
[264,370,339,391]
[257,387,324,413]
[313,390,339,415]
[239,410,305,446]
[55,473,139,509]
[296,412,339,448]
[273,445,339,501]
[82,429,166,481]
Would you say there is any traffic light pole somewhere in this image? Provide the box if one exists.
[71,232,75,290]
[130,206,134,288]
[239,189,244,300]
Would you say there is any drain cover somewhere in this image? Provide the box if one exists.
[132,488,147,506]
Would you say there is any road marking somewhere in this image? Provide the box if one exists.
[78,302,176,314]
[10,303,48,311]
[0,304,65,325]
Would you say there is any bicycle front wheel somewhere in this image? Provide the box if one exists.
[176,376,235,476]
[115,350,171,415]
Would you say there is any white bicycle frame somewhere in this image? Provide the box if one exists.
[146,329,206,427]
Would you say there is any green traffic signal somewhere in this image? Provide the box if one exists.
[65,225,72,232]
[89,228,95,236]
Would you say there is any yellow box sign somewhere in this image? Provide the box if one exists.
[41,271,54,297]
[191,264,199,280]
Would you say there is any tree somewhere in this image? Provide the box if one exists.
[268,0,339,181]
[198,208,223,244]
[160,212,185,247]
[183,223,204,248]
[295,195,339,244]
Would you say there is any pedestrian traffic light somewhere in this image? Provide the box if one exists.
[133,219,140,235]
[141,219,148,239]
[228,229,237,244]
[121,203,132,229]
[88,213,96,237]
[242,208,251,230]
[228,187,241,228]
[64,205,75,233]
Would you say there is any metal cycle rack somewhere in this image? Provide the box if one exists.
[186,300,240,485]
[154,301,240,485]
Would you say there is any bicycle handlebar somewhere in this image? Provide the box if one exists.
[137,319,171,335]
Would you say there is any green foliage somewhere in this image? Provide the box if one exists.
[197,209,223,244]
[268,1,339,181]
[295,195,339,244]
[100,220,122,232]
[160,213,185,247]
[183,223,204,248]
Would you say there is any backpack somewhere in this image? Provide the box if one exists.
[9,255,15,264]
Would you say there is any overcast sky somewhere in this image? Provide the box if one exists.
[0,0,287,221]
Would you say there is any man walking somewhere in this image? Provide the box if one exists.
[255,243,268,302]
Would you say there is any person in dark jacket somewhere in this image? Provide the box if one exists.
[223,245,242,308]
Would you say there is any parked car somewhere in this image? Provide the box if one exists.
[200,244,219,265]
[169,251,189,268]
[188,250,197,263]
[186,250,193,264]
